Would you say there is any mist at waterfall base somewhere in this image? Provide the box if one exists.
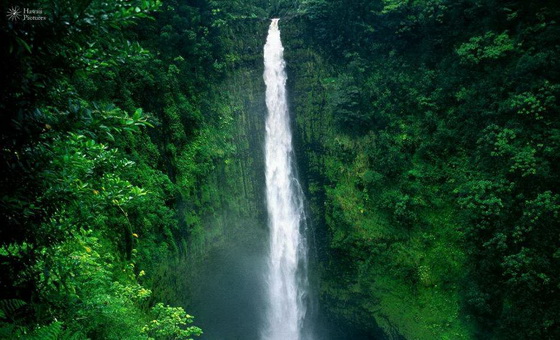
[186,19,384,340]
[188,229,268,340]
[186,238,379,340]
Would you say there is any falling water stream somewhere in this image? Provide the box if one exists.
[262,18,311,340]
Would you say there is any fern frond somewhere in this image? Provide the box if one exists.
[0,299,27,317]
[26,321,62,340]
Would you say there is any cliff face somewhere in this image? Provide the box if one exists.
[189,16,472,339]
[175,18,270,340]
[280,17,473,339]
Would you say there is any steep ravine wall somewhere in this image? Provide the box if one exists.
[281,17,473,340]
[171,16,471,340]
[176,19,271,340]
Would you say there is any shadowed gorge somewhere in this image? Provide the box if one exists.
[1,1,559,339]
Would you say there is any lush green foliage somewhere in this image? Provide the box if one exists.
[0,0,268,338]
[2,0,559,339]
[282,0,560,339]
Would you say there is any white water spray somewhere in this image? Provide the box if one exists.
[262,19,310,340]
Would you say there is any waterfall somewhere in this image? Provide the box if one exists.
[262,18,311,340]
